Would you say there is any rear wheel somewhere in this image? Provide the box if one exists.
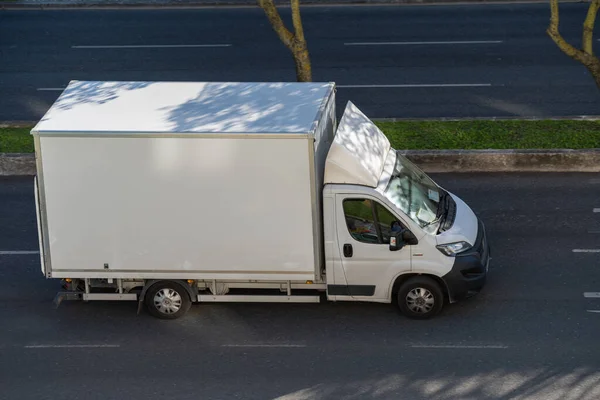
[397,277,444,319]
[145,282,191,320]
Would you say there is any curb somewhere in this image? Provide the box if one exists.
[0,0,573,9]
[402,149,600,173]
[2,150,599,176]
[0,154,36,176]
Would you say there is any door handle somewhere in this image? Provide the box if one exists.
[343,243,353,258]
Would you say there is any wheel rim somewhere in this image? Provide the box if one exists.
[406,287,435,313]
[153,288,183,314]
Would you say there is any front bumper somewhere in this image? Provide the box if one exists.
[442,219,491,303]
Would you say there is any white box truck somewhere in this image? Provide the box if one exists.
[32,80,490,320]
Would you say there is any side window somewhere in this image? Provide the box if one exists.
[343,199,404,244]
[375,202,403,244]
[343,199,380,244]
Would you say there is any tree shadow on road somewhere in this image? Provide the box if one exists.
[272,366,600,400]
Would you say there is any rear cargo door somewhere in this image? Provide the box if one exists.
[334,194,412,300]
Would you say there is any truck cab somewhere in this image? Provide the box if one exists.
[322,102,490,319]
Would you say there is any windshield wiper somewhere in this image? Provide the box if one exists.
[423,190,448,230]
[422,215,443,228]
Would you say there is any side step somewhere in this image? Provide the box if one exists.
[83,293,137,301]
[53,291,138,307]
[198,295,320,303]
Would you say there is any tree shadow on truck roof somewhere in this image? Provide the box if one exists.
[39,81,332,135]
[160,82,331,134]
[48,81,154,112]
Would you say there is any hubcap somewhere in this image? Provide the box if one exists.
[406,287,435,313]
[154,288,183,314]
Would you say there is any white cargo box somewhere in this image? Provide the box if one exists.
[33,81,336,282]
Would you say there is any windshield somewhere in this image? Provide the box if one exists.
[383,152,444,232]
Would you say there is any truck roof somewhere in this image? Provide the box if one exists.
[32,81,335,136]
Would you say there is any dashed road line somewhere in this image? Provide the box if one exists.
[221,344,306,348]
[583,292,600,298]
[344,40,503,46]
[572,249,600,253]
[24,344,120,349]
[410,344,508,349]
[337,83,493,88]
[72,44,232,49]
[0,251,40,255]
[222,343,508,349]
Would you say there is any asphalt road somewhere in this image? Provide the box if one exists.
[1,3,600,120]
[1,173,599,399]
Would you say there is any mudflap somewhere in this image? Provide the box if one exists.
[53,291,83,308]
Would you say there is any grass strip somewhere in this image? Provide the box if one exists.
[2,120,600,153]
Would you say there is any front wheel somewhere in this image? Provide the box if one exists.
[397,277,444,319]
[145,282,191,320]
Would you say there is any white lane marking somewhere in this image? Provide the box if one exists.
[337,83,492,88]
[593,208,600,213]
[410,344,508,349]
[344,40,503,46]
[25,344,120,348]
[37,88,65,91]
[587,310,600,313]
[72,44,232,49]
[221,344,306,348]
[573,249,600,253]
[583,292,600,298]
[0,251,40,255]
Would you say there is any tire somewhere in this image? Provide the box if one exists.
[397,276,444,320]
[145,281,191,320]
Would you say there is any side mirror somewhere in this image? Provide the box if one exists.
[390,229,418,251]
[389,232,404,251]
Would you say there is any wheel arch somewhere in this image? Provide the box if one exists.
[389,273,449,302]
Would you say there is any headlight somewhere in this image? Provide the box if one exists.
[436,241,472,256]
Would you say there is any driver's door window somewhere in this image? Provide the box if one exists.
[343,199,380,244]
[375,202,402,244]
[343,199,404,245]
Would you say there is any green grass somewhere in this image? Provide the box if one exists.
[0,127,33,153]
[2,120,600,153]
[374,120,600,150]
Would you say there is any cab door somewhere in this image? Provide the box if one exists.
[333,194,412,301]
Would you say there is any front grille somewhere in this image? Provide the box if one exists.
[475,220,489,262]
[480,228,489,263]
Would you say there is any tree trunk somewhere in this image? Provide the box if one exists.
[583,55,600,89]
[582,0,600,54]
[293,43,312,82]
[258,0,313,82]
[547,0,600,89]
